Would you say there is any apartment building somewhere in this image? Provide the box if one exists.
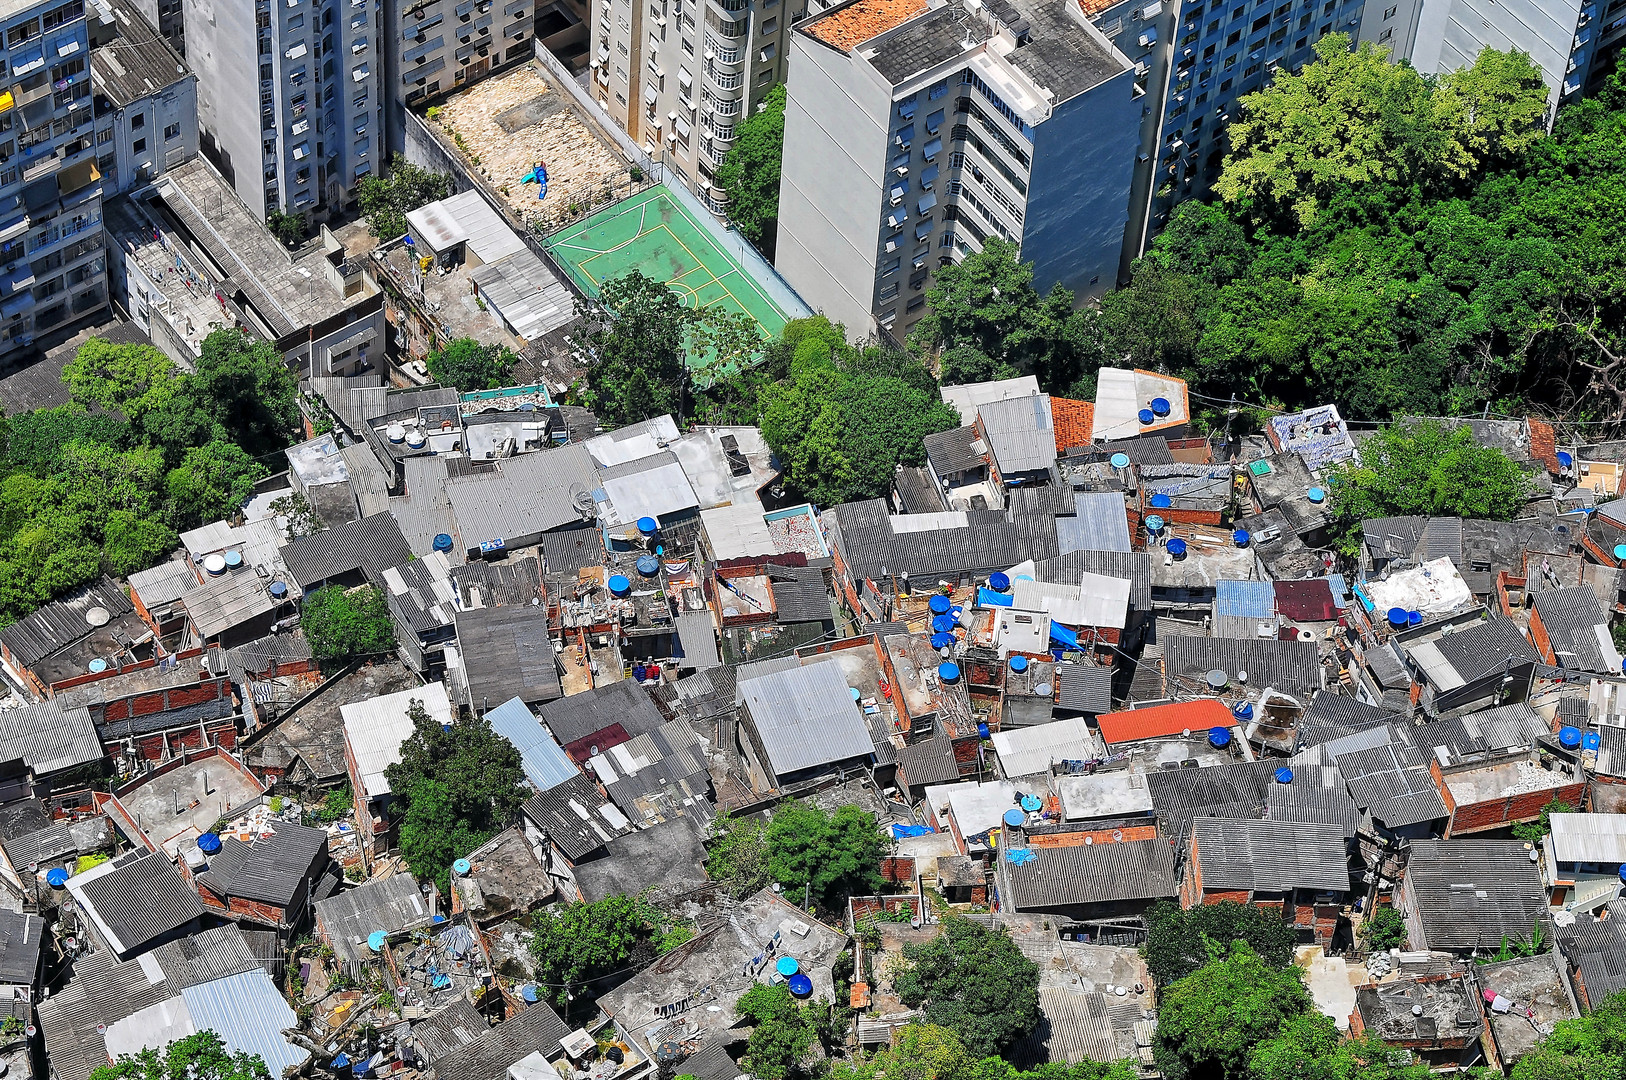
[89,0,198,196]
[590,0,790,210]
[1357,0,1618,113]
[385,0,539,159]
[182,0,381,223]
[0,0,108,358]
[777,0,1140,340]
[127,0,180,54]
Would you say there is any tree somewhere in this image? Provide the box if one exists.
[574,271,694,427]
[193,330,301,459]
[1327,419,1532,554]
[91,1032,270,1080]
[705,811,771,896]
[385,699,528,893]
[165,440,267,529]
[299,584,396,661]
[102,511,178,578]
[1511,990,1626,1079]
[894,916,1042,1057]
[737,984,818,1080]
[268,492,325,540]
[828,1025,1137,1080]
[911,238,1107,395]
[359,154,452,239]
[425,337,518,392]
[717,85,786,257]
[1362,907,1409,952]
[763,800,888,912]
[1155,941,1313,1080]
[63,338,179,422]
[1513,797,1575,846]
[528,895,658,1008]
[1142,900,1298,986]
[265,210,306,248]
[1249,1014,1433,1080]
[760,317,960,505]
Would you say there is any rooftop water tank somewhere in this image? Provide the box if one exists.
[367,931,387,952]
[938,661,960,682]
[637,516,659,535]
[1615,544,1626,562]
[1307,487,1326,504]
[608,574,631,596]
[1233,529,1251,547]
[930,632,956,648]
[1274,766,1294,784]
[198,832,222,854]
[520,985,539,1003]
[1109,453,1130,469]
[1002,808,1026,828]
[1584,731,1602,752]
[1167,538,1188,559]
[989,571,1011,592]
[88,658,107,674]
[636,554,660,576]
[1010,655,1029,673]
[1145,515,1165,533]
[1021,795,1043,812]
[1558,451,1574,469]
[1559,726,1583,749]
[1387,607,1409,628]
[1149,492,1172,509]
[45,868,68,888]
[1138,408,1155,426]
[929,594,952,615]
[1033,682,1051,696]
[405,429,427,450]
[1233,702,1254,721]
[776,956,799,976]
[932,614,956,633]
[386,423,407,443]
[203,553,227,576]
[432,534,454,553]
[788,973,814,998]
[1150,396,1171,417]
[1407,610,1423,626]
[452,858,472,876]
[1206,668,1229,689]
[223,550,243,570]
[269,581,288,600]
[1208,726,1232,748]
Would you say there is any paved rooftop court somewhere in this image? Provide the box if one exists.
[543,185,790,375]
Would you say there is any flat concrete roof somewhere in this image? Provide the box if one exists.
[116,756,264,857]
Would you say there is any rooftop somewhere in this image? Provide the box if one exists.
[573,814,709,903]
[736,657,876,777]
[1003,838,1177,910]
[1093,368,1190,442]
[90,0,190,108]
[314,872,436,969]
[1094,698,1233,745]
[112,749,266,856]
[1405,839,1550,951]
[1192,818,1350,893]
[65,850,203,958]
[520,772,634,862]
[1476,954,1578,1063]
[802,0,931,53]
[194,820,329,907]
[456,605,565,710]
[483,696,579,792]
[341,681,454,797]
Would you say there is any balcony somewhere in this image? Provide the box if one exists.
[704,32,741,62]
[707,67,741,90]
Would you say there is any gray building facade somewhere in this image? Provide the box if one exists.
[90,0,198,196]
[777,0,1139,340]
[0,0,108,358]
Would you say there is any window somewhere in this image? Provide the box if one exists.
[131,112,145,130]
[1207,18,1220,31]
[1226,28,1241,43]
[1251,13,1268,28]
[1219,77,1233,90]
[761,16,776,32]
[1243,61,1260,74]
[164,122,180,140]
[756,68,772,83]
[1378,25,1391,38]
[288,12,304,27]
[1223,51,1236,67]
[929,79,949,99]
[132,137,146,153]
[1382,3,1396,14]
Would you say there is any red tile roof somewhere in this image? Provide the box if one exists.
[1094,698,1234,745]
[1052,397,1095,453]
[804,0,928,50]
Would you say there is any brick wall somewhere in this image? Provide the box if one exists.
[1432,755,1586,836]
[1027,824,1158,849]
[879,856,916,885]
[93,677,233,725]
[1529,604,1557,666]
[49,647,209,696]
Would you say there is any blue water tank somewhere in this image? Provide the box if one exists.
[1615,544,1626,562]
[1233,529,1251,547]
[1274,767,1294,784]
[1559,726,1583,749]
[1407,610,1422,626]
[1151,396,1172,417]
[1307,487,1326,504]
[932,614,956,633]
[46,868,69,887]
[1109,453,1131,469]
[637,516,659,535]
[788,973,814,997]
[367,931,387,952]
[1145,514,1165,533]
[608,574,631,596]
[1208,727,1232,749]
[88,658,107,674]
[930,632,956,648]
[929,594,952,614]
[1167,538,1188,559]
[1010,655,1029,673]
[1021,794,1043,812]
[977,722,990,738]
[1387,607,1409,628]
[988,571,1011,592]
[224,550,243,569]
[1138,408,1155,425]
[1232,702,1254,721]
[1002,808,1026,828]
[197,832,222,854]
[269,581,288,599]
[521,984,539,1003]
[453,858,472,876]
[636,554,660,576]
[433,533,454,553]
[1149,492,1172,509]
[776,956,799,976]
[938,661,961,682]
[1558,451,1574,469]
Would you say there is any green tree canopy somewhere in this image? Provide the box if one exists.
[1142,900,1298,986]
[426,337,519,392]
[763,800,888,912]
[359,154,453,240]
[737,984,819,1080]
[717,85,786,258]
[827,1024,1136,1080]
[165,440,267,530]
[1327,419,1532,554]
[192,330,302,459]
[528,894,660,1008]
[1154,941,1314,1080]
[759,316,960,505]
[894,916,1042,1057]
[90,1032,271,1080]
[385,699,528,893]
[1248,1013,1433,1080]
[299,584,396,661]
[575,271,693,427]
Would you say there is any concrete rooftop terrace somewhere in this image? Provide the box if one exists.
[114,753,265,857]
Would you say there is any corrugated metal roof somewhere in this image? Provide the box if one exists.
[1405,839,1549,951]
[1264,762,1360,832]
[1550,813,1626,864]
[1012,573,1129,629]
[923,425,985,476]
[0,909,42,985]
[180,969,307,1077]
[407,191,528,263]
[1163,636,1324,699]
[1274,579,1338,622]
[519,773,633,862]
[457,605,564,710]
[195,822,328,907]
[1055,664,1113,712]
[469,247,577,342]
[1056,492,1132,555]
[992,717,1102,778]
[1004,839,1176,909]
[0,576,132,667]
[1010,987,1140,1067]
[1095,698,1232,745]
[128,559,200,609]
[736,659,875,777]
[0,698,101,776]
[1557,900,1626,1004]
[895,732,960,787]
[1214,580,1276,620]
[280,513,411,589]
[411,997,488,1065]
[675,610,722,669]
[537,680,666,746]
[314,873,434,968]
[941,377,1041,423]
[1193,818,1349,893]
[1334,738,1448,829]
[432,1003,572,1080]
[1535,586,1621,674]
[485,696,580,791]
[978,394,1056,474]
[445,442,599,549]
[66,850,201,957]
[1035,550,1150,611]
[341,682,452,796]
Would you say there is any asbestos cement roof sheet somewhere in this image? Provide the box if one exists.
[1193,817,1350,893]
[736,659,875,776]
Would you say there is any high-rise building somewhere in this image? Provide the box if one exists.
[182,0,381,223]
[0,0,108,357]
[89,0,199,196]
[776,0,1141,340]
[127,0,182,54]
[383,0,540,164]
[589,0,792,211]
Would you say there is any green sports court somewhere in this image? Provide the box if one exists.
[542,185,790,376]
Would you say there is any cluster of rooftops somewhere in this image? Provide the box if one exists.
[0,369,1625,1076]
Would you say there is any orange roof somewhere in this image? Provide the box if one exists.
[1079,0,1116,14]
[1052,397,1095,453]
[1095,698,1234,745]
[804,0,929,50]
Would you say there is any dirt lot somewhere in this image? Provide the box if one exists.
[430,65,634,232]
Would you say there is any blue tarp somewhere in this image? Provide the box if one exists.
[1049,622,1079,649]
[891,823,934,838]
[979,587,1014,607]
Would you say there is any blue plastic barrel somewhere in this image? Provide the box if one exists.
[1151,396,1172,417]
[1233,702,1254,721]
[45,868,68,887]
[1145,515,1165,533]
[367,931,386,952]
[608,574,631,595]
[930,632,956,648]
[1167,538,1188,558]
[1010,655,1029,672]
[1558,451,1574,469]
[932,614,956,633]
[1274,767,1294,784]
[929,594,951,615]
[978,722,990,738]
[1387,607,1408,628]
[989,571,1011,592]
[788,973,814,997]
[1021,794,1043,812]
[632,664,648,682]
[1208,726,1232,748]
[1138,408,1155,425]
[1109,453,1131,469]
[197,832,222,854]
[1149,492,1172,509]
[1584,731,1603,751]
[1407,610,1422,626]
[433,533,454,552]
[938,661,960,682]
[1003,808,1026,828]
[1233,529,1251,547]
[1307,487,1326,504]
[1559,726,1583,749]
[637,516,659,535]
